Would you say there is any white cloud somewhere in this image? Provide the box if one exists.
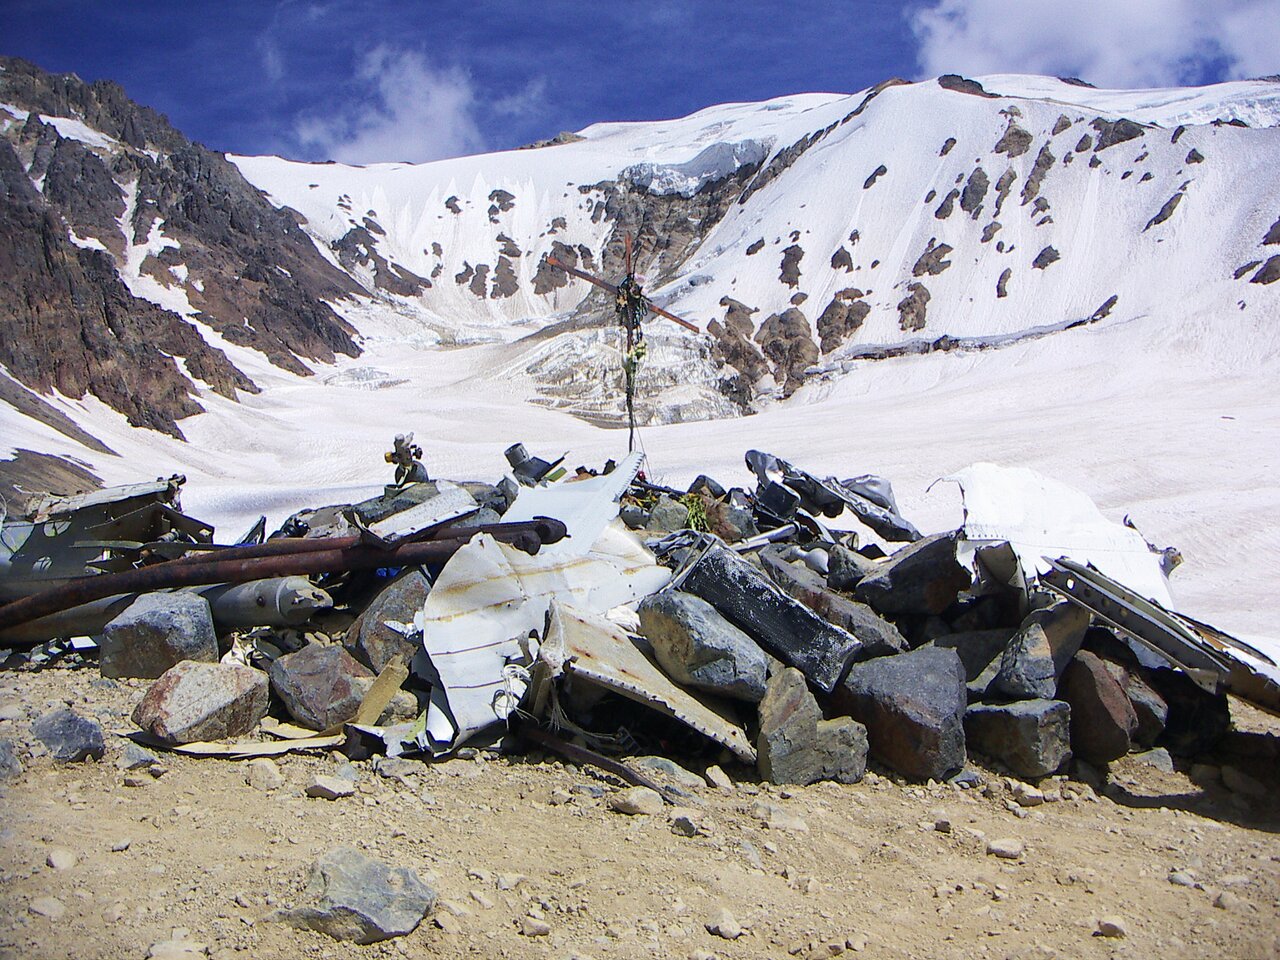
[295,46,485,163]
[911,0,1280,88]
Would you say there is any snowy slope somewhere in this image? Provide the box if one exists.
[230,74,1280,417]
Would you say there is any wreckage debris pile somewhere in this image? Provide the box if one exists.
[1,444,1277,943]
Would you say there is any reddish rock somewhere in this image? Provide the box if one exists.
[1059,651,1137,763]
[132,661,269,744]
[270,643,373,731]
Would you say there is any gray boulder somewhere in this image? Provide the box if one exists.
[1103,661,1168,747]
[991,601,1090,700]
[345,571,430,673]
[270,643,374,731]
[826,542,879,592]
[760,547,907,659]
[757,668,867,785]
[276,846,435,943]
[964,699,1072,778]
[100,592,219,679]
[31,708,105,762]
[646,495,690,532]
[1059,651,1137,763]
[638,591,768,702]
[0,738,23,780]
[132,661,269,744]
[854,532,970,616]
[929,629,1013,701]
[835,646,967,781]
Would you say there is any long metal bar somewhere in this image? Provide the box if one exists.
[168,518,564,567]
[0,524,563,636]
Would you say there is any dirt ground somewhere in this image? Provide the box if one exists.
[1,663,1278,960]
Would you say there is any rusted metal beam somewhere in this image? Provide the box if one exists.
[168,518,565,566]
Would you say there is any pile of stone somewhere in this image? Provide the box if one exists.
[5,442,1276,945]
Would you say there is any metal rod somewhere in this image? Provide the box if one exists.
[169,518,565,566]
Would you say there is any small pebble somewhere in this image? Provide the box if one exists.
[986,838,1024,860]
[244,758,283,792]
[1095,916,1127,938]
[29,897,67,919]
[609,786,664,816]
[305,775,354,800]
[46,848,77,871]
[705,906,741,940]
[520,916,551,937]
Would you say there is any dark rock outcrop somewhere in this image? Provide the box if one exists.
[1058,650,1136,763]
[912,238,954,276]
[757,668,868,785]
[965,699,1072,779]
[815,288,869,352]
[896,282,931,331]
[836,646,968,781]
[755,307,817,395]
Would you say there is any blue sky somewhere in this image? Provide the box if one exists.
[5,0,1277,163]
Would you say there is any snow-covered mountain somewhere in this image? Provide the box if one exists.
[230,71,1280,423]
[2,60,1279,636]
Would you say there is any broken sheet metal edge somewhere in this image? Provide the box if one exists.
[500,451,644,558]
[357,483,478,547]
[939,463,1175,608]
[410,520,671,755]
[1043,557,1280,713]
[538,600,756,763]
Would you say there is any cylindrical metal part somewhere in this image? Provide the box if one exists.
[194,577,333,629]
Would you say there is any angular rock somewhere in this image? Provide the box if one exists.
[306,775,355,800]
[930,630,1013,685]
[345,571,430,674]
[679,540,861,693]
[991,601,1090,700]
[631,756,706,791]
[132,661,269,744]
[116,741,159,770]
[270,643,373,731]
[826,542,879,591]
[276,846,435,943]
[964,699,1071,779]
[835,646,967,781]
[757,667,868,785]
[0,738,23,780]
[760,548,906,659]
[31,708,105,762]
[1102,662,1168,747]
[646,495,690,532]
[854,532,970,617]
[638,591,769,702]
[245,757,284,791]
[986,838,1024,859]
[100,592,219,679]
[1058,651,1137,763]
